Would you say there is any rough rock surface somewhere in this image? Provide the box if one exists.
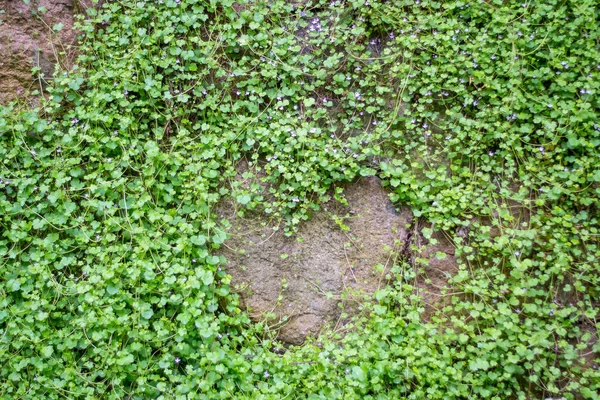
[0,0,84,104]
[219,177,457,344]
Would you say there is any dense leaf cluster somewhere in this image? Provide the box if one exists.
[0,0,598,398]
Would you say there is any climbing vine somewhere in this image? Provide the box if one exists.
[0,0,599,398]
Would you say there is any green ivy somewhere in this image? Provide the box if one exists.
[0,0,598,398]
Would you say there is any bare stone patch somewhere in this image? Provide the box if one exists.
[218,177,460,344]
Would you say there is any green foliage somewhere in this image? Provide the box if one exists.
[1,0,599,398]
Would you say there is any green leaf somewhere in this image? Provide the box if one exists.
[303,97,315,107]
[106,283,120,295]
[236,194,251,205]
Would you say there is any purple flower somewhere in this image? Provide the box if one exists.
[174,357,181,364]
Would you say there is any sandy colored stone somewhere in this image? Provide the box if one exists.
[219,177,419,344]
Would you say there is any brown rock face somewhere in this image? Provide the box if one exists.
[219,177,417,344]
[0,0,85,104]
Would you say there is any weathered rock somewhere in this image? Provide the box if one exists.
[0,0,86,104]
[219,177,416,344]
